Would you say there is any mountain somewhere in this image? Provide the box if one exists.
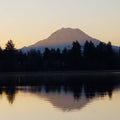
[22,28,100,51]
[39,92,89,111]
[21,87,91,111]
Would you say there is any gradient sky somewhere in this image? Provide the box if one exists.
[0,0,120,48]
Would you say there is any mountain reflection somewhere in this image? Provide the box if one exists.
[0,74,120,111]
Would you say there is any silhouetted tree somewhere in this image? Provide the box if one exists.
[0,47,4,71]
[15,50,27,71]
[4,40,17,71]
[43,48,52,70]
[70,41,81,69]
[55,48,62,69]
[106,42,115,68]
[0,40,119,71]
[5,40,16,51]
[83,41,96,69]
[62,48,69,69]
[26,49,43,71]
[84,41,96,59]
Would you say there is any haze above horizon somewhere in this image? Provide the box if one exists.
[0,0,120,48]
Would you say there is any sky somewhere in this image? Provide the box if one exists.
[0,0,120,48]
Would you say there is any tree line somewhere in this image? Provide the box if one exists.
[0,40,120,71]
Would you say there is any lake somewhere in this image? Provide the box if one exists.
[0,72,120,120]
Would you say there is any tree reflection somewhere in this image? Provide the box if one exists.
[0,74,119,106]
[4,87,17,104]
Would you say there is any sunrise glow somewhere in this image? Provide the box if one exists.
[0,0,120,48]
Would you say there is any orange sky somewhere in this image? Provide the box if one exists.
[0,0,120,48]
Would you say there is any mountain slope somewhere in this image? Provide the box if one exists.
[22,28,100,51]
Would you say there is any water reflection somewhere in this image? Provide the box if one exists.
[0,74,120,111]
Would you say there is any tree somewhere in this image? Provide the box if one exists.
[0,46,4,71]
[5,40,16,51]
[43,48,51,70]
[70,41,81,68]
[107,42,113,55]
[83,41,97,69]
[4,40,17,71]
[72,41,81,57]
[83,41,96,60]
[106,42,115,68]
[62,48,69,69]
[26,49,43,71]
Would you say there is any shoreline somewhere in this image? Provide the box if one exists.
[0,70,120,77]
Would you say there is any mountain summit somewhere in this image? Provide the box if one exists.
[22,28,100,51]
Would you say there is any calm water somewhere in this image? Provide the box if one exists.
[0,73,120,120]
